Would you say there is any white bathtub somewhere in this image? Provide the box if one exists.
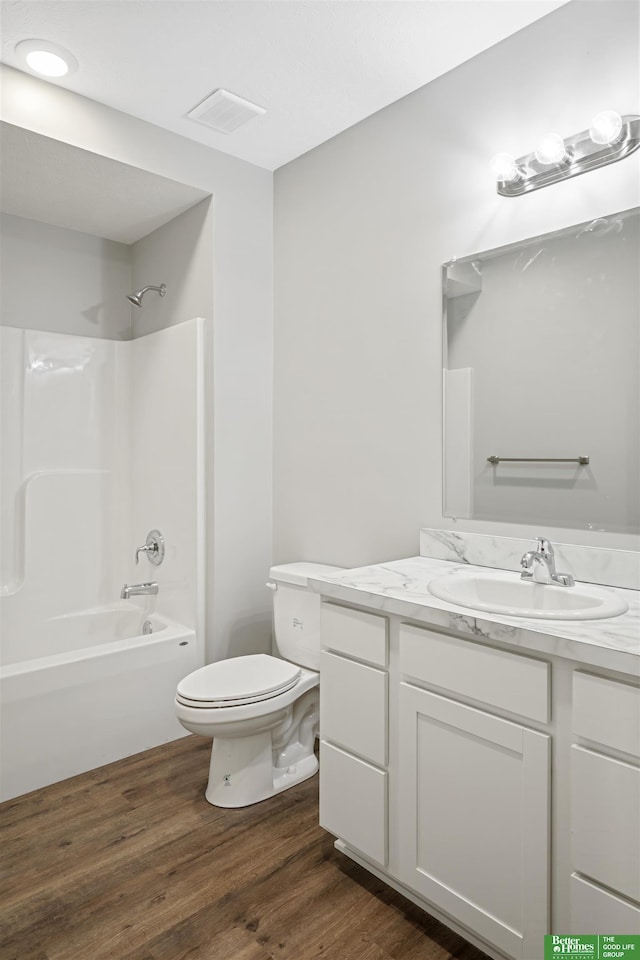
[0,608,200,801]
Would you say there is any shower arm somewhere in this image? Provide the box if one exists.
[139,285,165,297]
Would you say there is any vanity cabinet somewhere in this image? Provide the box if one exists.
[319,603,389,866]
[317,595,640,959]
[397,625,550,960]
[570,672,640,934]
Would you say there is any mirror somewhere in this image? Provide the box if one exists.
[443,208,639,535]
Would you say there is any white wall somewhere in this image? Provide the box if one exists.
[131,198,213,339]
[0,213,132,339]
[1,65,274,661]
[273,0,640,566]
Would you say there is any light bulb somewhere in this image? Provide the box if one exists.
[25,50,69,77]
[490,153,520,183]
[589,110,623,145]
[534,134,567,165]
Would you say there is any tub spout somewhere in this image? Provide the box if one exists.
[121,582,158,599]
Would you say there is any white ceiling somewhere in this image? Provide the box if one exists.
[0,1,568,171]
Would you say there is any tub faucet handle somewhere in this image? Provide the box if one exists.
[135,530,165,566]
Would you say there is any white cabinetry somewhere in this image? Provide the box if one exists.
[319,603,389,866]
[318,598,640,958]
[397,625,550,960]
[320,651,387,765]
[319,742,387,866]
[398,623,549,723]
[570,672,640,934]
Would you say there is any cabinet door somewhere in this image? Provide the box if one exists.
[570,874,640,936]
[320,651,387,765]
[572,746,640,903]
[320,740,388,865]
[398,682,549,960]
[321,603,387,667]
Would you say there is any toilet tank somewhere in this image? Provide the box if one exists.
[268,562,344,671]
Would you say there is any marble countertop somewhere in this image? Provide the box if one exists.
[309,556,640,676]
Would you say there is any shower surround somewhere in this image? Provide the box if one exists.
[0,318,205,800]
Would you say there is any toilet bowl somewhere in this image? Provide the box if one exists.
[175,562,343,808]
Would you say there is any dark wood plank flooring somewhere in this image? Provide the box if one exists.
[0,735,490,960]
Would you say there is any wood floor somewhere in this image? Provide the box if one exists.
[0,735,490,960]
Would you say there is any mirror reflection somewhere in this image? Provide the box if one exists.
[443,208,639,534]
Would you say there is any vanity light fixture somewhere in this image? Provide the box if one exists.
[589,110,624,145]
[491,110,640,196]
[534,133,568,166]
[490,152,521,183]
[15,39,78,78]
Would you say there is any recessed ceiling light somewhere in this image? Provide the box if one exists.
[15,39,78,78]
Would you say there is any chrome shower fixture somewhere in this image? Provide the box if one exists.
[126,283,166,307]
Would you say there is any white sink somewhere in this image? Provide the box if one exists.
[427,568,628,620]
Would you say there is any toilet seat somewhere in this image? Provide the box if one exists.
[176,654,302,709]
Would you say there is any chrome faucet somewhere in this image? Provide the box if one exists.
[120,582,159,600]
[135,530,164,566]
[520,538,574,587]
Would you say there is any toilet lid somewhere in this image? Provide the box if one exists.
[176,654,302,708]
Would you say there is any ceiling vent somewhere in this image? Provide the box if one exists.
[187,89,266,135]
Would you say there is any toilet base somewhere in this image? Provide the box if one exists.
[205,731,318,808]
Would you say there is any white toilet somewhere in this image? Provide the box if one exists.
[175,562,343,808]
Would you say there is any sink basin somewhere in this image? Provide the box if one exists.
[427,568,628,620]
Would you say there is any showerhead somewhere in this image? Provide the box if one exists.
[126,283,166,307]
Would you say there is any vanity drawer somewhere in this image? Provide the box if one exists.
[399,624,549,723]
[572,745,640,903]
[320,651,387,766]
[321,602,387,667]
[320,740,387,866]
[570,874,640,936]
[573,672,640,757]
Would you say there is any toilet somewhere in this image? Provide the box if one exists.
[175,562,343,808]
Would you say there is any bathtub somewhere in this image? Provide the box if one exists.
[0,607,200,801]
